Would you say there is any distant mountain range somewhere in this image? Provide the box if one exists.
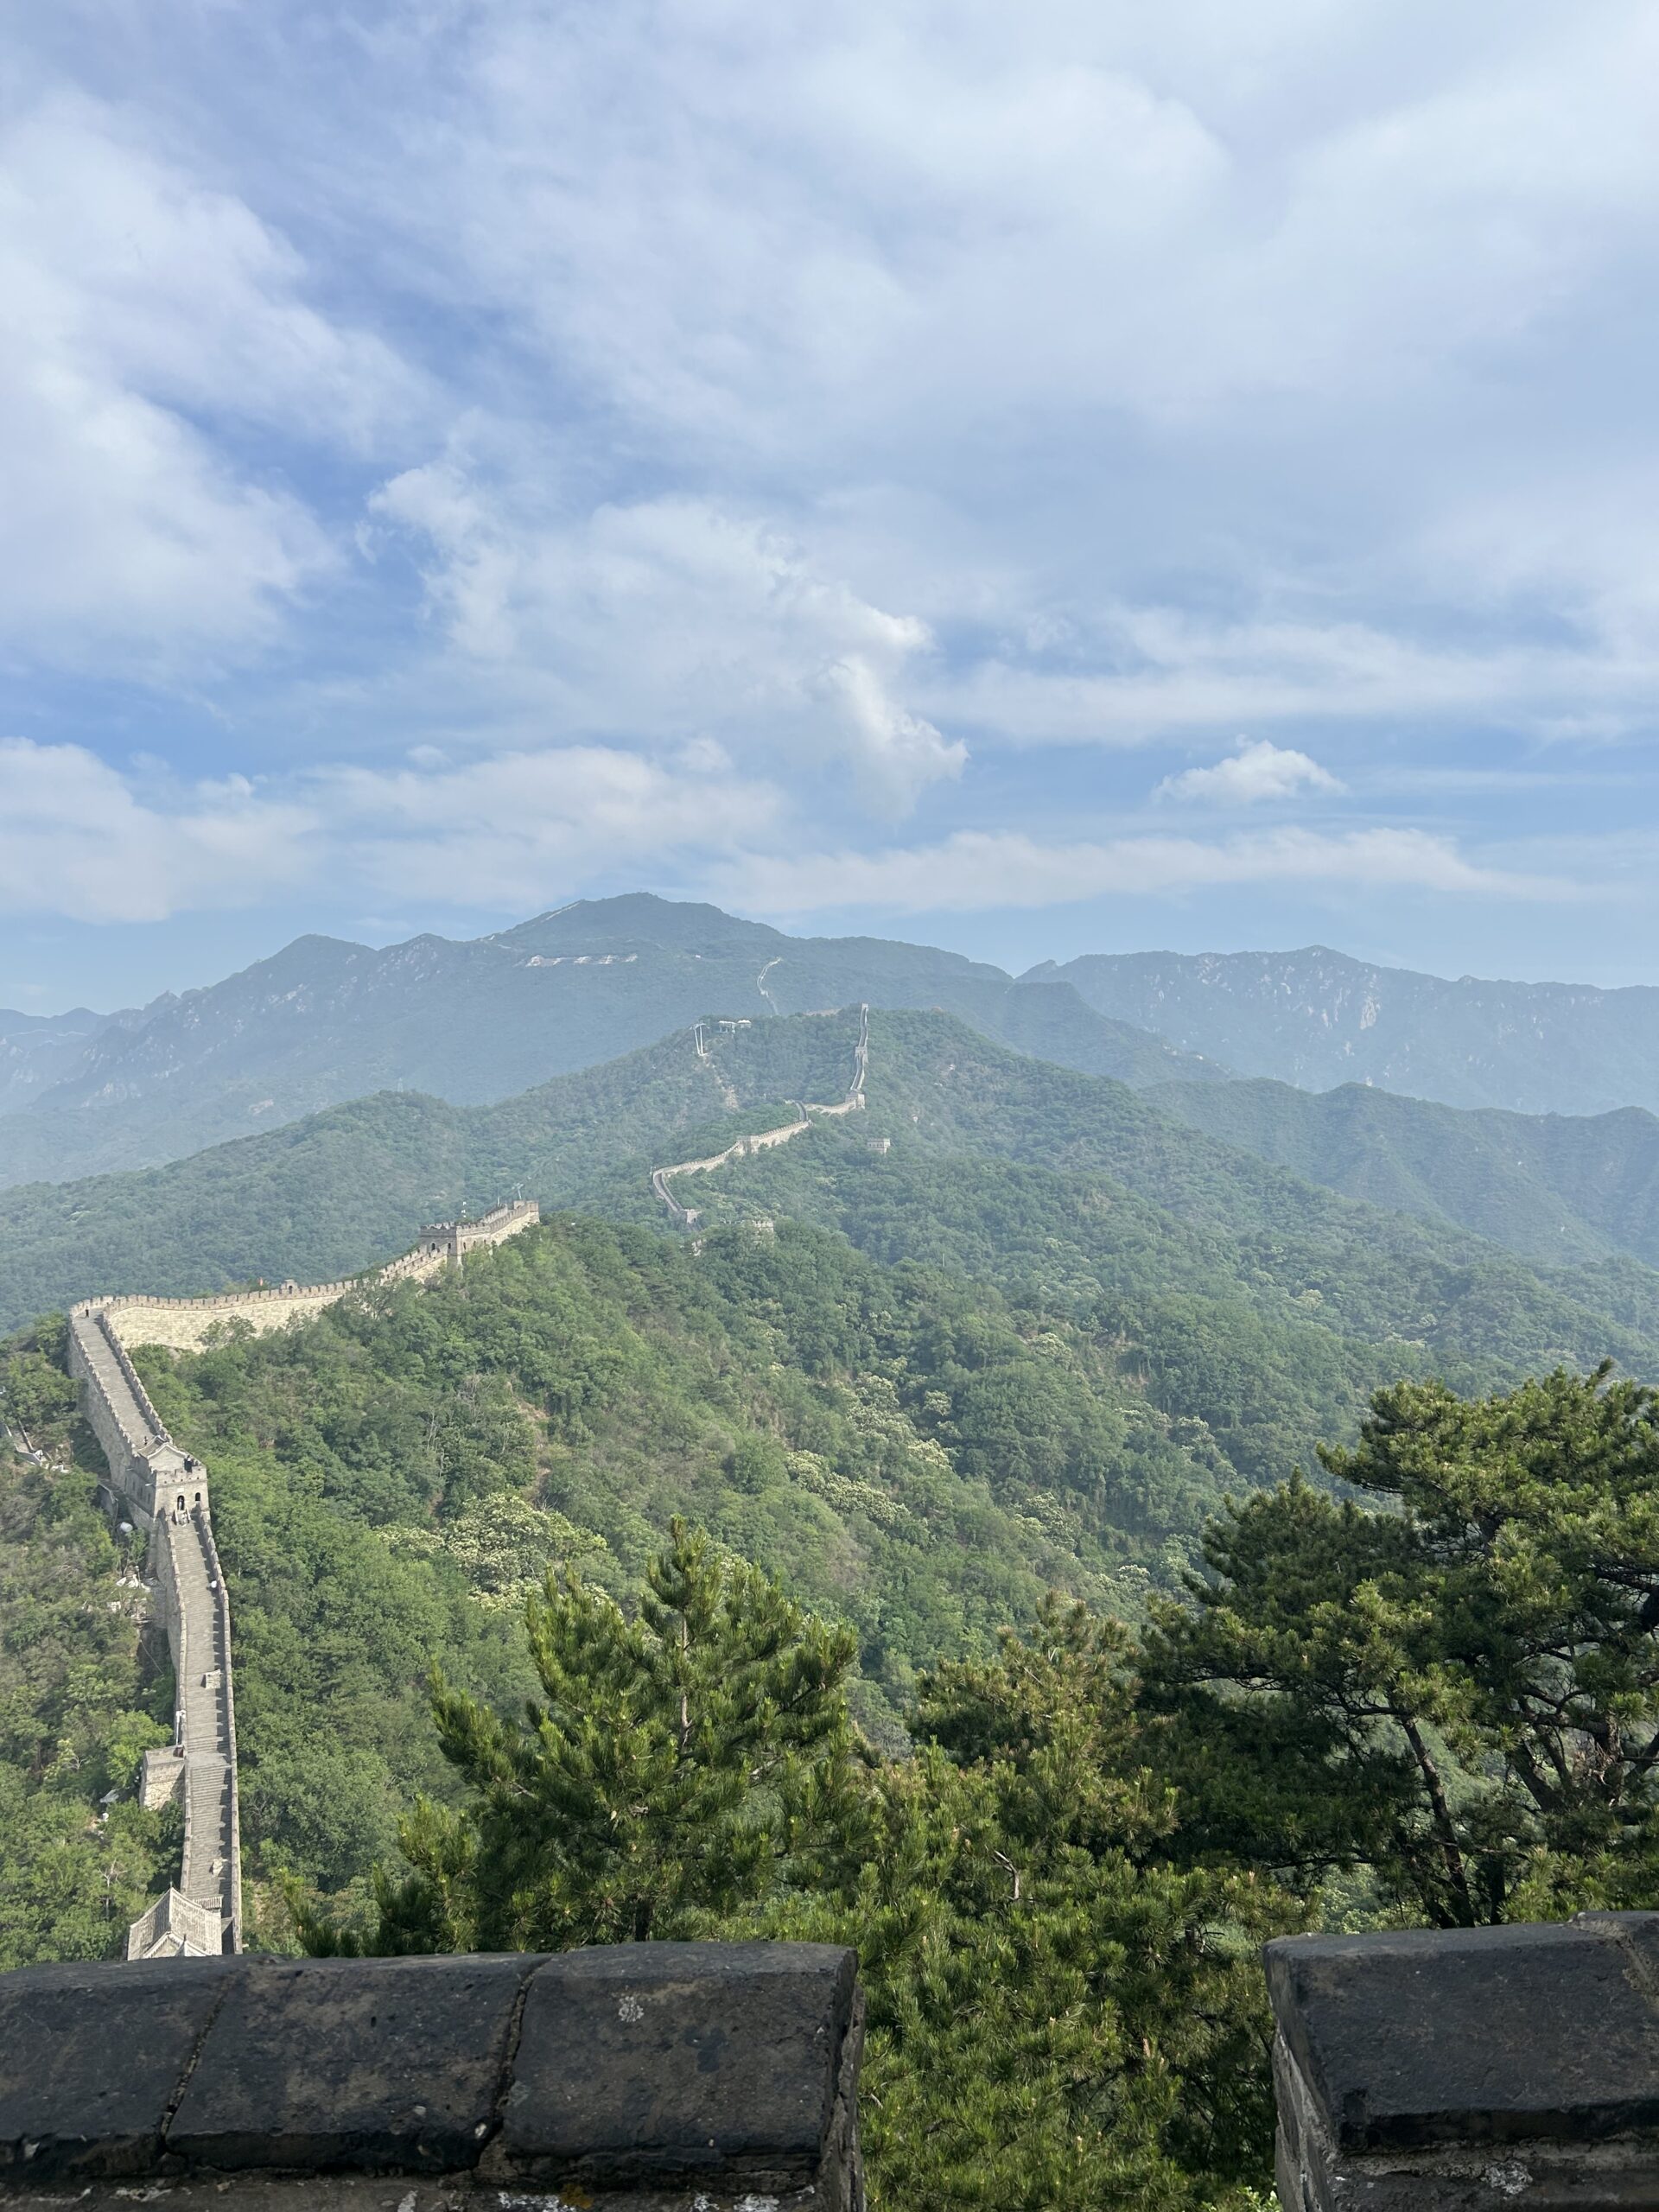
[0,896,1220,1190]
[0,1006,109,1114]
[1039,945,1659,1116]
[3,1007,1654,1415]
[11,899,1659,1282]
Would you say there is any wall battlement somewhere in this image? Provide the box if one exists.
[0,1944,864,2209]
[75,1200,540,1355]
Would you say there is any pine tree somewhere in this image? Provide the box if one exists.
[1145,1364,1659,1923]
[294,1543,1296,2206]
[296,1519,857,1952]
[765,1597,1299,2211]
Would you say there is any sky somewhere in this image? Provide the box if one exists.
[6,0,1659,1014]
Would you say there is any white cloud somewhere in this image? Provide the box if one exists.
[364,0,1659,760]
[923,611,1644,748]
[0,741,316,922]
[316,744,785,911]
[404,0,1659,440]
[0,735,784,925]
[0,92,416,670]
[367,466,963,812]
[722,825,1573,916]
[1157,739,1344,805]
[6,2,1659,979]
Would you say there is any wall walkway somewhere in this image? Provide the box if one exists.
[66,1201,541,1960]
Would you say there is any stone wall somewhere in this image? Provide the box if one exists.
[1267,1910,1659,2209]
[650,1007,870,1226]
[80,1249,442,1357]
[66,1311,205,1526]
[0,1943,863,2211]
[79,1202,541,1354]
[131,1501,236,1956]
[62,1203,542,1961]
[452,1198,542,1255]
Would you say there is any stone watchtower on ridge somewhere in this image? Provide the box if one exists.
[415,1198,541,1266]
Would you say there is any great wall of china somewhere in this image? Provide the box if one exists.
[67,1199,540,1958]
[652,1003,871,1226]
[63,1002,869,1960]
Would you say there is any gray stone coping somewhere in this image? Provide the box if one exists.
[1264,1910,1659,2156]
[0,1943,861,2204]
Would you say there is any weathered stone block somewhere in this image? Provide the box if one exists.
[1268,1911,1659,2210]
[491,1941,861,2195]
[0,1942,862,2209]
[0,1955,235,2180]
[167,1955,537,2172]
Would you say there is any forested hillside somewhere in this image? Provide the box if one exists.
[0,1420,177,1968]
[10,1217,1659,2206]
[10,1019,1659,2202]
[1,1213,1243,1944]
[1150,1075,1659,1269]
[7,1007,1659,1417]
[635,1084,1659,1484]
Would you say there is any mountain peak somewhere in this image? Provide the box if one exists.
[496,893,786,957]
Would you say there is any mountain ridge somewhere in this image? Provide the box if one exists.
[5,1005,1656,1402]
[1041,944,1659,1115]
[1148,1077,1659,1271]
[0,896,1222,1189]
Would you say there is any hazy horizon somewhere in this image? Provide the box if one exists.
[10,891,1658,1027]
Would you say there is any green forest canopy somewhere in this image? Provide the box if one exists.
[7,1206,1659,2205]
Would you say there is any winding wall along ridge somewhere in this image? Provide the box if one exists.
[67,1199,540,1959]
[652,1005,869,1227]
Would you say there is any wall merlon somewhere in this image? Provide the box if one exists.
[0,1945,864,2209]
[1267,1911,1659,2209]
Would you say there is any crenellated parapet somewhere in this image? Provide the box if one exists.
[417,1198,542,1262]
[75,1200,540,1355]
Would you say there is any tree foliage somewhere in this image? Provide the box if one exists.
[302,1522,857,1952]
[1147,1363,1659,1924]
[300,1535,1296,2212]
[0,1326,176,1963]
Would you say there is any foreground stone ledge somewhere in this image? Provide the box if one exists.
[1267,1910,1659,2210]
[0,1943,862,2212]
